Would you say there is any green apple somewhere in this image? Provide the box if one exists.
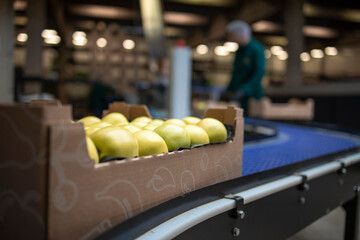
[90,126,138,159]
[85,121,112,136]
[131,121,147,128]
[102,112,129,125]
[164,119,186,127]
[148,119,164,126]
[197,118,227,143]
[86,136,99,163]
[131,116,152,124]
[134,130,168,156]
[142,124,158,131]
[77,116,101,126]
[122,124,142,133]
[182,116,201,125]
[154,124,190,151]
[184,125,210,146]
[142,119,164,131]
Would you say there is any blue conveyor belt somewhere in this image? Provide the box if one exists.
[243,119,360,175]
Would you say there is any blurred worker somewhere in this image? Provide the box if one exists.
[223,20,265,116]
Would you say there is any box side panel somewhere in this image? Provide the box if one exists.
[0,105,47,239]
[48,108,243,240]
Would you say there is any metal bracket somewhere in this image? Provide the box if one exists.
[293,173,310,192]
[224,194,245,219]
[337,161,347,175]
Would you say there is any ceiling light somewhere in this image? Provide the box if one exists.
[214,46,229,56]
[300,52,311,62]
[72,31,86,39]
[17,33,28,43]
[303,26,338,38]
[252,20,282,33]
[14,16,27,26]
[310,49,324,59]
[196,44,208,55]
[44,35,61,45]
[325,47,338,56]
[41,29,58,39]
[265,49,271,59]
[277,51,288,60]
[96,38,107,48]
[123,39,135,50]
[70,4,136,20]
[224,42,238,52]
[165,0,236,7]
[270,46,283,55]
[13,0,27,11]
[73,38,87,46]
[163,11,208,25]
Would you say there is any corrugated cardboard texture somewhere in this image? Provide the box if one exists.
[47,104,243,239]
[0,104,72,239]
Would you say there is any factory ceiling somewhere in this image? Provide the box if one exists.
[14,0,360,49]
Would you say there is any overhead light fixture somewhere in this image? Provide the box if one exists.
[72,31,87,46]
[214,46,229,56]
[325,46,338,56]
[300,52,311,62]
[96,38,107,48]
[44,35,61,45]
[17,33,28,43]
[277,51,288,60]
[264,49,271,59]
[303,26,338,39]
[163,11,208,26]
[123,39,135,50]
[70,4,137,20]
[224,42,238,52]
[73,38,87,46]
[252,20,282,33]
[196,44,208,55]
[41,29,58,39]
[13,0,27,11]
[72,31,86,39]
[270,46,283,55]
[310,49,324,59]
[14,16,27,26]
[165,0,236,7]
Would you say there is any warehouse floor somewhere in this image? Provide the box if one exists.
[288,207,345,240]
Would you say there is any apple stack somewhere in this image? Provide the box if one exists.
[77,113,228,163]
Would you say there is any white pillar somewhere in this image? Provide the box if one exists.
[0,0,14,102]
[169,46,192,119]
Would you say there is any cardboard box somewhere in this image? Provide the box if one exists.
[249,97,314,120]
[192,99,240,118]
[0,101,243,239]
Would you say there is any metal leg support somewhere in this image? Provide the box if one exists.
[343,186,360,240]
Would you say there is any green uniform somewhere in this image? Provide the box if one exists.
[226,38,265,115]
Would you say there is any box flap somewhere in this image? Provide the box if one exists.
[204,106,242,127]
[107,102,151,120]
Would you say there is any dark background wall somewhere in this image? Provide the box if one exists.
[269,95,360,131]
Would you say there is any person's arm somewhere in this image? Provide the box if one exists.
[240,46,265,97]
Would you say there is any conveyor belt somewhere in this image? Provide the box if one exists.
[96,120,360,240]
[244,118,360,175]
